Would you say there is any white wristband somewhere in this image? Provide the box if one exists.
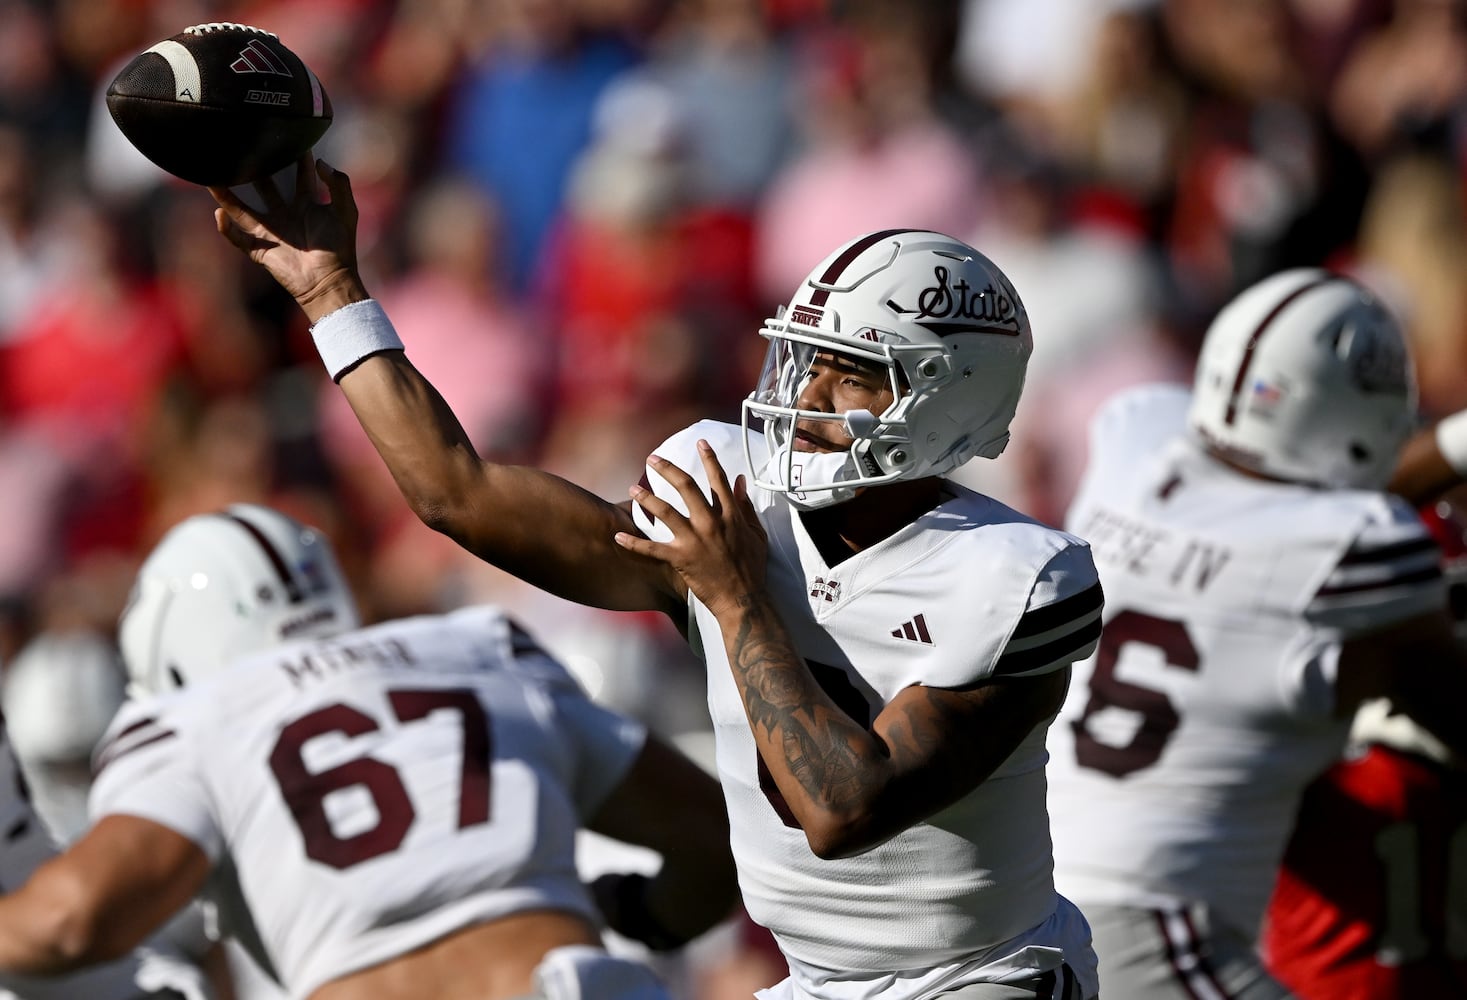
[1435,410,1467,477]
[309,299,404,381]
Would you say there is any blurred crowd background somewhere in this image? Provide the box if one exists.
[0,0,1465,989]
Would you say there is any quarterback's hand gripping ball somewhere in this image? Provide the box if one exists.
[106,22,332,187]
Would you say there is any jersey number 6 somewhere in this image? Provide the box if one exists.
[268,688,492,869]
[1071,610,1200,777]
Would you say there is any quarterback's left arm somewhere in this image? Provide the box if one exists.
[714,596,1080,860]
[0,815,209,974]
[617,443,1102,859]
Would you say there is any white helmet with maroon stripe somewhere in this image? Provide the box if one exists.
[743,229,1032,509]
[1188,268,1416,490]
[118,504,360,695]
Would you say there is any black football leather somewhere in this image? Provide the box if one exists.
[106,23,332,186]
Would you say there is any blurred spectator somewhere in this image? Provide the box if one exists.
[0,197,185,447]
[952,137,1173,518]
[443,0,644,289]
[539,73,760,430]
[1045,4,1190,221]
[1161,0,1371,314]
[0,0,94,168]
[0,125,70,335]
[0,194,189,567]
[634,0,798,208]
[955,0,1121,145]
[1352,151,1467,417]
[1330,0,1467,163]
[1288,0,1394,88]
[754,8,984,302]
[0,422,72,606]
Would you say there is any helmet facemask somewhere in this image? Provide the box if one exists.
[743,324,926,509]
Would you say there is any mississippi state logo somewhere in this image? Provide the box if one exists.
[887,266,1022,337]
[809,577,840,603]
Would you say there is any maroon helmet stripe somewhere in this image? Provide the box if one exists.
[808,229,915,307]
[219,512,304,603]
[1222,276,1337,426]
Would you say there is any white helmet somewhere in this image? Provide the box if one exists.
[118,504,360,695]
[1188,268,1416,490]
[2,630,125,763]
[1,630,127,840]
[742,229,1032,509]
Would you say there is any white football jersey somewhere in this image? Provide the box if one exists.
[0,716,177,1000]
[1048,385,1447,936]
[89,606,647,999]
[634,420,1103,999]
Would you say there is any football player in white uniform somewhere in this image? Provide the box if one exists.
[209,163,1105,1000]
[0,632,226,1000]
[0,504,738,1000]
[1045,270,1467,999]
[0,710,220,1000]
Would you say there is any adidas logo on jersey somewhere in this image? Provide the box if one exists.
[892,614,933,645]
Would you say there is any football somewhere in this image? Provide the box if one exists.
[105,22,332,187]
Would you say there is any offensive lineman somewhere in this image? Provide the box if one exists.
[1045,269,1467,999]
[210,161,1103,1000]
[0,714,220,1000]
[0,504,738,1000]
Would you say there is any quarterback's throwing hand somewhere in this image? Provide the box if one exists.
[616,440,769,619]
[209,153,362,318]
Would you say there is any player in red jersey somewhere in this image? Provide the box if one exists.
[1262,499,1467,999]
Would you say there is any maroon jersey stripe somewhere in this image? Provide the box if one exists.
[93,727,177,778]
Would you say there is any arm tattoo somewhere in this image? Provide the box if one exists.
[729,601,880,809]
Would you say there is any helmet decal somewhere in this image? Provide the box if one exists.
[1222,275,1334,426]
[892,264,1024,337]
[1346,322,1410,394]
[789,304,825,327]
